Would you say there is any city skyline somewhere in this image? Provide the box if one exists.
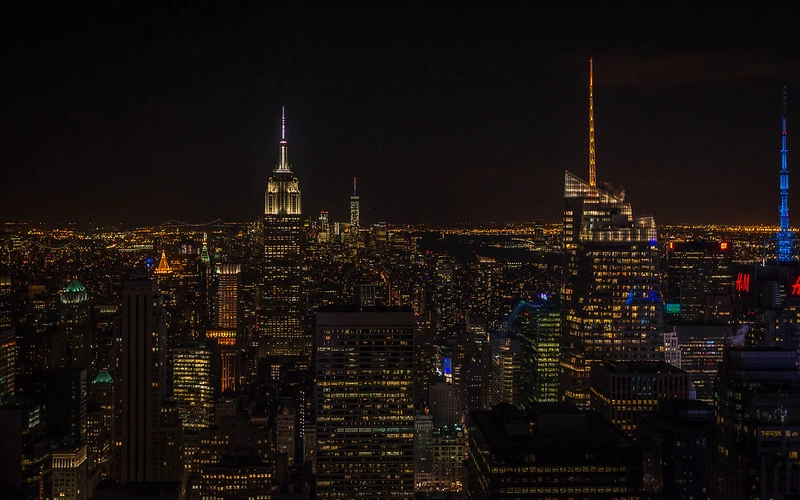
[4,4,800,226]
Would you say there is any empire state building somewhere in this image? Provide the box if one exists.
[259,107,304,359]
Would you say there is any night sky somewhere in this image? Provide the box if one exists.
[4,3,800,226]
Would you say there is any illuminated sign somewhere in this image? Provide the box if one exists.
[443,357,452,376]
[735,273,751,293]
[665,303,681,315]
[720,242,729,251]
[792,276,800,296]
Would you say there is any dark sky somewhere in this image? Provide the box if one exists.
[3,3,800,226]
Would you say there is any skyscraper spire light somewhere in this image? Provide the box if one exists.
[777,85,792,262]
[588,57,596,187]
[277,106,291,173]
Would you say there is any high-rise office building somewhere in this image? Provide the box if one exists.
[429,381,460,428]
[466,402,642,498]
[560,171,664,409]
[0,271,11,330]
[52,445,88,500]
[260,108,304,359]
[712,347,800,499]
[561,60,664,409]
[589,360,690,438]
[350,177,360,229]
[664,240,733,324]
[115,279,168,483]
[0,328,15,403]
[674,324,731,403]
[208,263,240,392]
[638,399,714,499]
[276,397,296,466]
[57,279,91,369]
[315,307,415,498]
[431,425,464,493]
[45,367,87,444]
[173,342,214,431]
[0,403,51,498]
[413,412,434,490]
[516,296,561,404]
[87,370,113,479]
[663,331,681,368]
[489,333,521,407]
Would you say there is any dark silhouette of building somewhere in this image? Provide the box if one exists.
[638,399,714,499]
[589,359,690,437]
[114,279,177,483]
[713,347,800,498]
[466,402,642,498]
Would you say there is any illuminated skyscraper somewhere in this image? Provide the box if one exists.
[560,171,664,409]
[560,60,663,408]
[215,263,240,330]
[260,107,304,359]
[489,333,521,407]
[173,342,214,431]
[207,263,240,392]
[52,445,88,500]
[664,240,733,324]
[58,279,91,369]
[87,370,113,478]
[0,271,11,330]
[0,329,14,403]
[350,177,360,229]
[315,308,415,498]
[516,296,561,404]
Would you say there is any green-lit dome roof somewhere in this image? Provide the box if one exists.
[92,370,113,384]
[61,279,88,304]
[65,280,85,293]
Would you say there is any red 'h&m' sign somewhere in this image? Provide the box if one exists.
[735,273,751,293]
[792,276,800,296]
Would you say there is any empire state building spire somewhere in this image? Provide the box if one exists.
[276,106,291,173]
[265,107,302,216]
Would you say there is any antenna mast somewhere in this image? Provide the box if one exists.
[778,86,792,262]
[588,58,596,187]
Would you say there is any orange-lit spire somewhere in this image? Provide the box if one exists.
[589,57,596,187]
[154,250,172,275]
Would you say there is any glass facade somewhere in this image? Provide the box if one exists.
[315,309,415,498]
[561,171,664,409]
[173,343,214,431]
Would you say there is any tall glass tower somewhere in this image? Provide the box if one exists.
[260,108,304,359]
[560,171,664,408]
[350,177,359,229]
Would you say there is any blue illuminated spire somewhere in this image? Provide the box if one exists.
[778,86,792,263]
